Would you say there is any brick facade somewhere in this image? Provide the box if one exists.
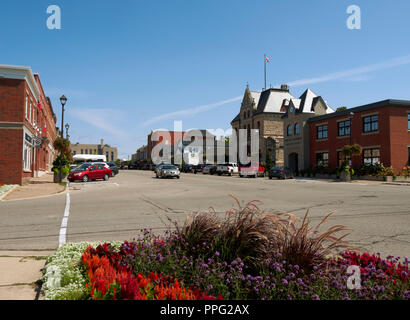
[0,65,57,185]
[308,100,410,173]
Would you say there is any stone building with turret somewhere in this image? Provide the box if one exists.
[231,85,295,166]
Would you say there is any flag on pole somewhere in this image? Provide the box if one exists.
[265,56,270,63]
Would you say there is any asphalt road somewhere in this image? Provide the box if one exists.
[0,170,409,258]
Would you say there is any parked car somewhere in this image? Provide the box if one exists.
[181,164,194,173]
[154,163,173,175]
[269,167,294,180]
[192,164,206,174]
[107,162,119,176]
[156,165,180,179]
[217,163,239,176]
[128,164,138,170]
[239,162,265,178]
[68,163,112,183]
[203,165,217,175]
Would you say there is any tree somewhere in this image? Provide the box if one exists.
[336,106,348,112]
[265,150,273,172]
[52,137,72,182]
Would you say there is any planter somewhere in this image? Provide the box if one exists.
[340,171,351,182]
[53,172,68,183]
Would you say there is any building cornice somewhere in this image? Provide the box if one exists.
[0,65,40,100]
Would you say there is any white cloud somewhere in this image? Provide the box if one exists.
[70,108,127,137]
[142,96,242,126]
[288,54,410,87]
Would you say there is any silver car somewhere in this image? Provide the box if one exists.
[156,165,180,179]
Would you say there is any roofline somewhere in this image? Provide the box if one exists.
[0,64,41,100]
[308,99,410,123]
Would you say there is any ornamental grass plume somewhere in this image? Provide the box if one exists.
[172,196,353,272]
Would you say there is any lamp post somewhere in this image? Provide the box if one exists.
[60,95,67,138]
[65,123,70,141]
[349,112,354,146]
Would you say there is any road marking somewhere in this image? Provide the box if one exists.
[58,191,70,248]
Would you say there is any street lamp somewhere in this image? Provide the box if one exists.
[349,112,354,146]
[60,95,68,138]
[65,123,70,141]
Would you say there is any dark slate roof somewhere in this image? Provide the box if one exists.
[231,113,241,123]
[307,99,410,123]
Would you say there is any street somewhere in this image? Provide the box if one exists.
[0,171,409,258]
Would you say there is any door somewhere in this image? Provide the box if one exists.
[88,165,98,179]
[288,153,299,176]
[97,165,105,179]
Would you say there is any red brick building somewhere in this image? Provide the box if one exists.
[308,100,410,173]
[0,65,58,185]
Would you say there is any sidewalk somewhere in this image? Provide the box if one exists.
[1,173,66,201]
[0,251,54,300]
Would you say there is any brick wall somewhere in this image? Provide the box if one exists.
[0,129,23,185]
[309,104,410,173]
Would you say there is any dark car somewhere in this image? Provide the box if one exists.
[192,164,206,174]
[107,162,119,176]
[203,165,217,175]
[181,164,194,173]
[129,163,140,170]
[269,167,294,180]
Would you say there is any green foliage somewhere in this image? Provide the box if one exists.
[265,150,273,172]
[336,106,347,112]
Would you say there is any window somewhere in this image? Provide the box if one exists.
[363,148,380,165]
[317,125,328,140]
[316,152,329,167]
[85,149,88,154]
[23,142,32,171]
[408,114,410,131]
[106,152,109,160]
[363,115,378,133]
[287,125,293,136]
[81,149,84,154]
[25,95,28,119]
[407,147,410,165]
[338,120,351,137]
[111,152,114,161]
[29,101,32,122]
[294,123,300,135]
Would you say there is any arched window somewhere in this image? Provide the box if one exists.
[294,123,300,135]
[287,125,293,136]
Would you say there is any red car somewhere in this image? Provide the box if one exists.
[239,162,265,178]
[68,163,112,183]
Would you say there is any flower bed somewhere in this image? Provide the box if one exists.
[0,184,17,196]
[42,200,409,300]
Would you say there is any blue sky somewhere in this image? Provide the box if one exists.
[1,0,410,159]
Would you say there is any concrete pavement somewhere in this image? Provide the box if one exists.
[0,251,52,300]
[0,170,409,256]
[1,173,66,201]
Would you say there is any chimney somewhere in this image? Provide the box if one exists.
[281,84,289,91]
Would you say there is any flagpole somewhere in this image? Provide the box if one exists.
[264,54,266,90]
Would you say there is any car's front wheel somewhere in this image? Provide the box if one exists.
[82,175,89,183]
[104,174,109,181]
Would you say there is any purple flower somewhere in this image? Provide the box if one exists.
[282,279,288,286]
[311,294,320,300]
